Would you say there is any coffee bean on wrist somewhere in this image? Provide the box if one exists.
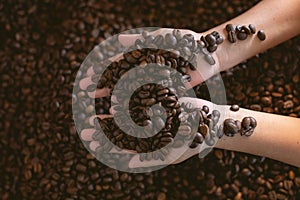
[230,104,240,111]
[257,30,266,41]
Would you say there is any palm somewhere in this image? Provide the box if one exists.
[77,28,223,169]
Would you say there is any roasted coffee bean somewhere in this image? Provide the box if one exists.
[199,124,209,137]
[235,25,242,32]
[223,118,240,137]
[207,44,218,53]
[205,136,215,146]
[189,142,199,149]
[237,32,248,40]
[212,110,220,119]
[249,24,256,34]
[217,125,224,138]
[216,36,224,45]
[165,33,177,47]
[228,31,237,43]
[241,25,251,35]
[194,132,204,144]
[226,24,235,32]
[241,117,257,136]
[202,105,209,114]
[257,30,266,41]
[230,104,240,111]
[204,54,216,65]
[205,34,217,46]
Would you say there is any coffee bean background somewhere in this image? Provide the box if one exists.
[1,0,299,199]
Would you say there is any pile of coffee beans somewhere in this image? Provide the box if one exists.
[201,31,224,52]
[225,23,265,42]
[223,116,257,137]
[2,0,300,199]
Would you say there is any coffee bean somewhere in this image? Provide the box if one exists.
[165,33,177,47]
[189,142,198,149]
[216,36,224,45]
[194,132,204,144]
[226,24,235,32]
[241,117,257,136]
[217,125,224,138]
[199,124,209,137]
[241,26,251,35]
[205,34,216,46]
[202,105,209,114]
[257,30,266,41]
[204,54,216,65]
[230,104,240,111]
[228,31,237,43]
[249,24,256,34]
[178,125,192,136]
[237,32,247,40]
[223,118,240,137]
[207,44,218,53]
[236,25,242,32]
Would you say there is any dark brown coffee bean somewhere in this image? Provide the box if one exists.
[228,31,237,43]
[226,24,235,32]
[230,104,240,111]
[241,117,251,128]
[223,118,239,137]
[237,32,247,40]
[202,105,209,114]
[216,36,224,45]
[235,25,242,32]
[205,34,216,46]
[257,30,266,41]
[249,24,256,34]
[194,132,204,144]
[241,26,251,35]
[199,124,209,137]
[189,142,199,149]
[207,44,218,53]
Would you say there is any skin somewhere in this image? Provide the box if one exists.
[79,0,300,167]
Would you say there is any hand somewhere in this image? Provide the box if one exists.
[79,28,223,99]
[127,97,300,168]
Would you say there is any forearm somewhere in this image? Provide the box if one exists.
[204,0,300,71]
[216,107,300,167]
